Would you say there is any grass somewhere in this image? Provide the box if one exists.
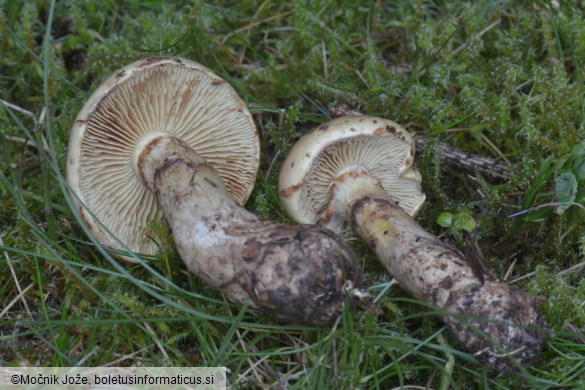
[1,0,584,388]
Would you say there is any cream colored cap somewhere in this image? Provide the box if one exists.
[279,115,425,225]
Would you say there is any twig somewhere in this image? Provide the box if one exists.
[330,103,512,180]
[415,137,511,180]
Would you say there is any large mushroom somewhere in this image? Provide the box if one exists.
[279,115,547,368]
[67,57,368,326]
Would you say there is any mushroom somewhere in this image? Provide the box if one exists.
[279,115,547,368]
[67,57,368,326]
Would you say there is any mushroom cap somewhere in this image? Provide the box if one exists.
[279,115,425,226]
[67,56,260,260]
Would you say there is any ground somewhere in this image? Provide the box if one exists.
[1,1,584,388]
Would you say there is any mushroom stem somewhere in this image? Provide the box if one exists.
[137,135,367,325]
[324,168,547,369]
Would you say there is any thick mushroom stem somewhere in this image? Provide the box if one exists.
[137,136,366,326]
[324,169,547,369]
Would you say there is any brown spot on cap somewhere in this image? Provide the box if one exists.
[372,125,409,142]
[279,169,308,197]
[140,56,170,67]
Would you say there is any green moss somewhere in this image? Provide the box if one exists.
[1,0,584,387]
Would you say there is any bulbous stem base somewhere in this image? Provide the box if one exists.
[137,136,368,326]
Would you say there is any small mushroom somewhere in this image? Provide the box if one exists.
[279,115,547,368]
[67,57,368,326]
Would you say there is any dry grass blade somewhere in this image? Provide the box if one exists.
[1,237,33,318]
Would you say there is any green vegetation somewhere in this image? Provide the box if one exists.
[1,0,584,388]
